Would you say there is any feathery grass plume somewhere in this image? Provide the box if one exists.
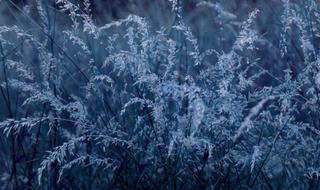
[1,0,320,189]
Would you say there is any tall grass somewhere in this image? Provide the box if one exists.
[0,0,320,189]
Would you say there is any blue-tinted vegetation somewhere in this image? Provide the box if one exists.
[0,0,320,189]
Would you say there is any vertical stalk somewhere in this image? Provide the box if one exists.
[0,41,18,188]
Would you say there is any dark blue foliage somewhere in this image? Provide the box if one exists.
[0,0,320,189]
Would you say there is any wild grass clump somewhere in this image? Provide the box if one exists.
[0,0,320,189]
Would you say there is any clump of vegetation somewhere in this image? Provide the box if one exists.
[0,0,320,189]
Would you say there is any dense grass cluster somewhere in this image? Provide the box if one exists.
[1,0,320,189]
